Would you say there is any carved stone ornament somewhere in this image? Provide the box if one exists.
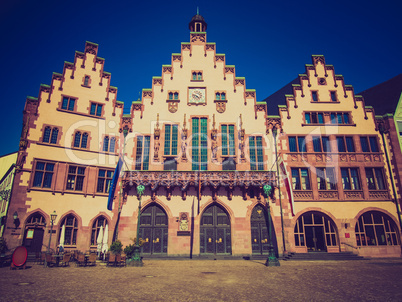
[167,101,179,113]
[214,100,227,113]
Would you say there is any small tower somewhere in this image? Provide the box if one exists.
[189,9,207,32]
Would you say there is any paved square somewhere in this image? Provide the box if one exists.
[1,258,401,301]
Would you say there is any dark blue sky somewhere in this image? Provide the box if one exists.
[1,0,401,156]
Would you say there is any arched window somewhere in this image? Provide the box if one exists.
[192,72,197,81]
[216,93,220,100]
[81,133,88,148]
[90,216,108,246]
[168,92,173,100]
[197,72,202,80]
[60,214,78,246]
[221,93,226,100]
[103,136,109,152]
[73,132,88,148]
[355,211,400,246]
[174,92,179,100]
[43,126,51,143]
[74,132,81,148]
[26,212,46,225]
[50,128,59,144]
[110,137,116,152]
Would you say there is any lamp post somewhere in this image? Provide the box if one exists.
[263,185,280,267]
[44,210,57,268]
[272,127,287,254]
[130,184,145,267]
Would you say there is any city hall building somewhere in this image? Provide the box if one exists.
[3,14,401,258]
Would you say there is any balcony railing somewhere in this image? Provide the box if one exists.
[122,170,277,190]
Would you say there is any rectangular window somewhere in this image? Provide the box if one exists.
[312,91,318,102]
[336,136,355,152]
[66,166,85,191]
[366,168,385,190]
[316,167,336,190]
[291,168,310,190]
[331,112,350,124]
[298,137,306,153]
[96,169,113,193]
[249,136,264,171]
[163,124,178,156]
[221,124,235,156]
[289,136,306,152]
[135,136,150,170]
[312,136,322,152]
[33,161,55,188]
[330,91,337,102]
[336,137,346,152]
[61,97,76,111]
[318,113,324,124]
[192,118,208,171]
[90,103,103,117]
[322,136,330,153]
[345,137,355,152]
[289,137,297,152]
[305,113,311,124]
[341,168,361,190]
[360,136,379,152]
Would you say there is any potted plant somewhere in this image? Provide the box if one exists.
[124,238,145,259]
[109,240,123,255]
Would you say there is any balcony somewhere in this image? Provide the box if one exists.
[122,170,276,191]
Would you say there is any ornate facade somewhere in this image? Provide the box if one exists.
[2,14,401,258]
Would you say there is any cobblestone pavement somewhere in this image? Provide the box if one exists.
[1,258,402,302]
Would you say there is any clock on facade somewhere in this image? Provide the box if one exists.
[188,88,206,104]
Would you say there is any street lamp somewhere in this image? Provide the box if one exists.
[263,185,280,267]
[130,184,145,267]
[45,210,57,268]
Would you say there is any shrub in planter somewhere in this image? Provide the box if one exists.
[123,238,145,258]
[109,240,123,255]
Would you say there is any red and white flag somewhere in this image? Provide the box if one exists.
[278,157,295,216]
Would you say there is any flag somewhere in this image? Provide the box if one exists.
[278,157,295,216]
[107,157,123,211]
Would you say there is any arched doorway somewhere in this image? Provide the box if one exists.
[139,204,168,255]
[23,212,46,254]
[251,204,269,255]
[200,203,231,255]
[294,211,338,252]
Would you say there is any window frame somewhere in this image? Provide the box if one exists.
[191,117,208,171]
[365,167,386,190]
[42,126,60,144]
[90,216,108,246]
[61,96,76,112]
[316,167,337,190]
[96,169,114,193]
[355,211,400,247]
[221,124,236,157]
[66,165,86,191]
[249,136,264,171]
[60,214,78,246]
[135,135,151,170]
[72,131,89,149]
[163,124,179,157]
[341,167,361,191]
[89,102,103,117]
[288,136,306,153]
[360,136,379,153]
[32,161,55,189]
[291,168,311,190]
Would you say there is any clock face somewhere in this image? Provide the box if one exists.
[189,88,206,104]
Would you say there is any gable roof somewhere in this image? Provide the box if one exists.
[358,74,402,116]
[263,77,299,115]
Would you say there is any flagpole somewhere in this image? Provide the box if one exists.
[114,129,128,240]
[273,128,286,254]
